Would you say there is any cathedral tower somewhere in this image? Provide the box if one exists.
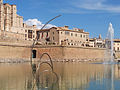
[0,0,3,4]
[0,0,4,31]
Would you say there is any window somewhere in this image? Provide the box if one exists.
[46,32,48,37]
[71,33,73,36]
[25,34,27,37]
[86,35,88,38]
[117,47,119,51]
[81,34,82,38]
[75,34,77,37]
[53,37,54,40]
[61,32,62,34]
[28,30,32,39]
[83,35,85,38]
[53,32,54,34]
[41,33,43,38]
[65,31,69,35]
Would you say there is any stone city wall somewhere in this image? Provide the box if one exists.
[0,44,118,62]
[36,46,105,62]
[0,44,31,62]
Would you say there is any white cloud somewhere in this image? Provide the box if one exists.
[77,0,120,13]
[61,0,120,13]
[24,19,56,29]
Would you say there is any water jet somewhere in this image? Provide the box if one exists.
[104,23,115,64]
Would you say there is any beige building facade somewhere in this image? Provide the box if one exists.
[114,39,120,51]
[37,26,89,46]
[0,0,36,41]
[87,35,105,48]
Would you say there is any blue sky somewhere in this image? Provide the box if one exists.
[4,0,120,38]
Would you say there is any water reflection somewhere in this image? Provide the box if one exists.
[103,64,114,90]
[29,53,59,90]
[0,63,120,90]
[26,69,59,90]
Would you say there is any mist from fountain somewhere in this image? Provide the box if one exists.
[104,23,114,64]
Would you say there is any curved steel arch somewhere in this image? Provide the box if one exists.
[30,15,61,90]
[39,53,53,68]
[30,15,61,68]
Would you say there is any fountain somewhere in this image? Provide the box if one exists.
[104,23,114,64]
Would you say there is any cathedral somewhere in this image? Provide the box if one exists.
[0,0,36,41]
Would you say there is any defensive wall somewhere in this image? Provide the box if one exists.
[35,46,105,62]
[0,43,108,62]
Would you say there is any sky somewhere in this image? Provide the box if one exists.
[4,0,120,38]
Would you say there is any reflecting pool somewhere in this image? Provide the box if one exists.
[0,62,120,90]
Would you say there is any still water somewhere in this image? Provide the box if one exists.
[0,62,120,90]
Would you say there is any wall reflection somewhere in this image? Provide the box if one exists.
[0,63,120,90]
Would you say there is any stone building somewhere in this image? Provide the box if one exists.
[0,0,36,41]
[114,39,120,51]
[86,35,105,48]
[37,26,89,46]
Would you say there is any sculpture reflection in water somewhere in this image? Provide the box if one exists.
[26,53,59,90]
[27,15,61,90]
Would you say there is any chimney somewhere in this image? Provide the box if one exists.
[64,26,69,30]
[98,34,102,39]
[73,28,79,31]
[79,29,84,32]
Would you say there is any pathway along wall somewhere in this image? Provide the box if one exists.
[0,44,106,62]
